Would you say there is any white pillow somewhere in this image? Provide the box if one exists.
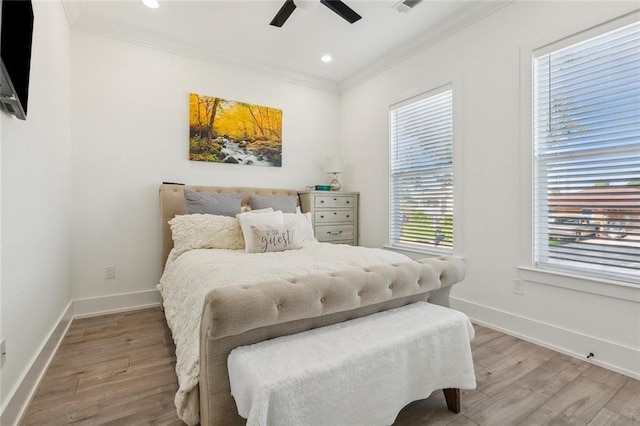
[246,223,301,253]
[241,206,274,213]
[237,210,285,252]
[284,212,317,242]
[169,214,244,259]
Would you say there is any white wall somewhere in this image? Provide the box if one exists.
[70,31,340,300]
[340,1,639,377]
[1,0,72,412]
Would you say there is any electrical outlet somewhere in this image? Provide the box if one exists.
[1,338,6,366]
[105,265,116,280]
[513,279,524,295]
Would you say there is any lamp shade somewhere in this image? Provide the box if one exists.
[325,156,344,174]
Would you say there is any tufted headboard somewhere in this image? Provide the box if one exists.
[159,184,299,267]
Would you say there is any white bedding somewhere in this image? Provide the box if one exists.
[157,242,410,425]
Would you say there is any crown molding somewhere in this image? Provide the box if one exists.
[61,0,511,95]
[72,24,340,94]
[339,1,513,93]
[82,26,341,94]
[62,1,340,94]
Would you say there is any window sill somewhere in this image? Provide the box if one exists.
[383,244,454,260]
[517,266,639,303]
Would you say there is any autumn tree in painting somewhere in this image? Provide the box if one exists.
[189,93,283,166]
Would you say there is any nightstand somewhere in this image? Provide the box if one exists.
[298,191,359,245]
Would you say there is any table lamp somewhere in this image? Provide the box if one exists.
[325,156,343,191]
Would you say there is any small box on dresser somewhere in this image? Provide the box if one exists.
[298,191,359,245]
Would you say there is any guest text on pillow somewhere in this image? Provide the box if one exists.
[248,225,300,253]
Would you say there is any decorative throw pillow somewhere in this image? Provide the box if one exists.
[283,212,317,242]
[237,210,285,252]
[247,224,301,253]
[184,189,242,216]
[249,195,298,213]
[169,214,244,260]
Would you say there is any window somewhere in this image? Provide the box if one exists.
[533,20,639,283]
[389,87,453,253]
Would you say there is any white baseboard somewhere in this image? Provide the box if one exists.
[451,296,640,380]
[73,288,162,318]
[0,289,162,425]
[0,301,73,426]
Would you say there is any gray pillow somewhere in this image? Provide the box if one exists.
[249,195,297,213]
[184,189,242,216]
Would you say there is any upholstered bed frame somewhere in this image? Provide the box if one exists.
[159,184,467,425]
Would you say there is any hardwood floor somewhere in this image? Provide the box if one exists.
[20,308,180,426]
[20,308,640,425]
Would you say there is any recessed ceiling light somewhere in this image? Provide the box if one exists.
[321,55,332,63]
[142,0,159,9]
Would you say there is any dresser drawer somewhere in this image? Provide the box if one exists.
[314,195,356,209]
[314,210,354,223]
[315,224,354,242]
[298,190,358,245]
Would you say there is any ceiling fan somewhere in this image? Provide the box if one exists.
[270,0,362,28]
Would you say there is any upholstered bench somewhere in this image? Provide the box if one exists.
[227,301,476,425]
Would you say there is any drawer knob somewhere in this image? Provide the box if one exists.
[320,200,325,203]
[327,231,343,235]
[333,212,337,215]
[346,201,350,204]
[346,215,350,218]
[333,198,337,201]
[320,215,324,218]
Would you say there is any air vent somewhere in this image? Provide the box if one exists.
[393,0,423,13]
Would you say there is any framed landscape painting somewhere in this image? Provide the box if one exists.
[189,92,282,167]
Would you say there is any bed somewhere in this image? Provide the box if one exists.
[157,184,467,426]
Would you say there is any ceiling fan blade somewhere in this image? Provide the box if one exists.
[270,0,297,27]
[320,0,361,24]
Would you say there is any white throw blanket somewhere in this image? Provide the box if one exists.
[157,242,410,425]
[228,301,476,426]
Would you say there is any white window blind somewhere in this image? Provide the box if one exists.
[533,20,640,283]
[390,88,453,252]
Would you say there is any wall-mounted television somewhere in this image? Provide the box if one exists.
[0,0,34,121]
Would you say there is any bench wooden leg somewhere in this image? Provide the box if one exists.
[442,388,460,413]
